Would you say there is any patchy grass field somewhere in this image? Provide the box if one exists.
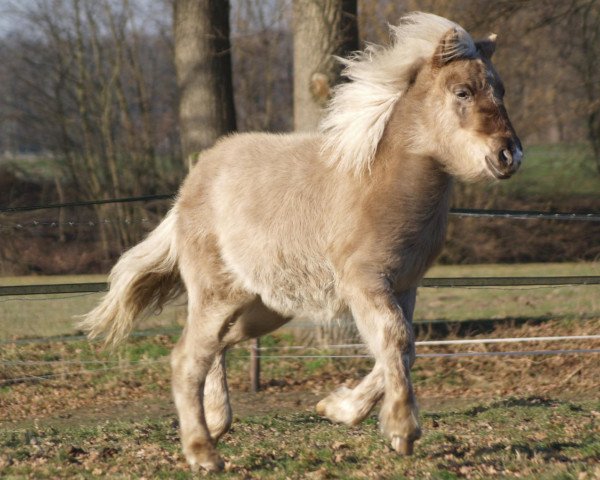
[492,143,600,198]
[0,274,185,340]
[1,262,599,478]
[1,396,598,479]
[1,315,599,478]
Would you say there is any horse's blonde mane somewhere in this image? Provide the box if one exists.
[320,12,477,176]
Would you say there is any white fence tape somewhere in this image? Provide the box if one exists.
[256,335,600,351]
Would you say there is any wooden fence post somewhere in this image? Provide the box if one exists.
[250,337,260,392]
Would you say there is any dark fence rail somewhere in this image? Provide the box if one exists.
[1,195,599,221]
[450,208,600,222]
[1,195,599,296]
[0,194,175,213]
[2,276,599,297]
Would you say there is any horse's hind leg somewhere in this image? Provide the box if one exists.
[171,281,254,472]
[171,329,226,471]
[203,352,232,442]
[202,296,290,441]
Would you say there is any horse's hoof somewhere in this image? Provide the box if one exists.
[186,439,225,472]
[391,435,414,455]
[190,455,224,473]
[200,456,225,473]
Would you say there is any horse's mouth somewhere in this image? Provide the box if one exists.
[485,156,513,180]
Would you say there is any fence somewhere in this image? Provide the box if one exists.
[2,193,600,219]
[1,194,599,390]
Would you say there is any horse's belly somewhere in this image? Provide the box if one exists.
[223,246,346,320]
[258,270,347,322]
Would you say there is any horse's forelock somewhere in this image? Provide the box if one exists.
[320,12,476,176]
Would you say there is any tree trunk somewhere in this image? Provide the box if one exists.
[293,0,358,131]
[174,0,237,165]
[589,109,600,174]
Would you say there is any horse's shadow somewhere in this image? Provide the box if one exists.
[424,396,594,465]
[426,396,580,419]
[473,440,581,461]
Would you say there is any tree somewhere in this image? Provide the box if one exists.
[292,0,358,131]
[0,0,179,259]
[231,0,293,132]
[173,0,236,164]
[496,0,600,173]
[563,1,600,173]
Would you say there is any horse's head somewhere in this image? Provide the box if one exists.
[414,28,523,181]
[321,13,523,180]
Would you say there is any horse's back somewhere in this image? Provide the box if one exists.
[178,131,328,229]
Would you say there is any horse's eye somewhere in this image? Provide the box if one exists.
[455,89,471,100]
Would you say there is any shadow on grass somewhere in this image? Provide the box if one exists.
[425,396,577,420]
[426,437,597,469]
[473,440,583,462]
[414,315,565,339]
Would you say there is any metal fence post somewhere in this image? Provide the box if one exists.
[250,337,260,392]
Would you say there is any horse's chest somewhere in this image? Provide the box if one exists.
[415,222,447,263]
[390,215,448,288]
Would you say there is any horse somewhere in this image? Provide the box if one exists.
[81,12,523,472]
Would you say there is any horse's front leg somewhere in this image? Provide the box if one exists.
[317,288,417,426]
[316,362,384,425]
[345,283,420,455]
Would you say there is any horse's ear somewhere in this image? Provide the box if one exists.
[476,33,497,59]
[433,28,461,68]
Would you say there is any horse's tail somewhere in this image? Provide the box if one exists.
[78,207,183,347]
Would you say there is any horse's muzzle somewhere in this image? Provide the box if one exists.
[486,143,523,179]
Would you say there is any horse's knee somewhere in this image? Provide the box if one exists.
[317,364,385,425]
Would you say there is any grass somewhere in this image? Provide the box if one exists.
[417,263,600,323]
[0,274,185,340]
[0,311,598,478]
[0,262,598,478]
[3,315,597,412]
[0,397,598,479]
[1,262,598,341]
[481,143,600,198]
[425,262,600,277]
[1,145,598,477]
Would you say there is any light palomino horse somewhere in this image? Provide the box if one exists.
[81,12,522,472]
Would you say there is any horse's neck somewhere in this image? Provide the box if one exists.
[364,118,453,286]
[370,125,453,228]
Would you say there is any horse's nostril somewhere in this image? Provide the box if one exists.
[499,149,512,166]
